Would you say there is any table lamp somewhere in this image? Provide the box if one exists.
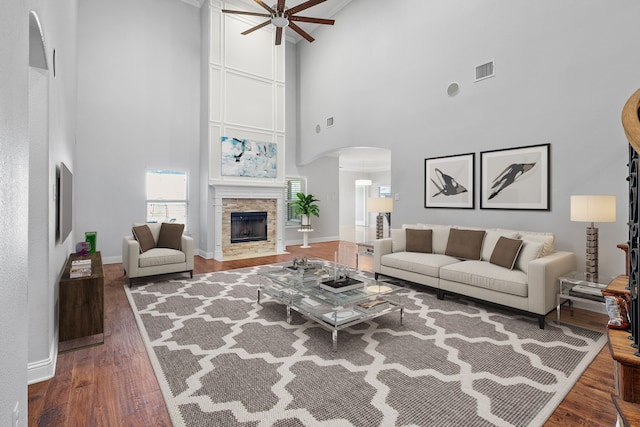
[368,197,393,239]
[570,195,616,281]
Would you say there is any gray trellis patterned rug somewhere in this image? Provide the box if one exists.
[125,265,606,427]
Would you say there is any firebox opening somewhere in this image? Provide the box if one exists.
[230,211,267,243]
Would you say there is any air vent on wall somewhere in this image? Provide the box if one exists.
[475,60,495,82]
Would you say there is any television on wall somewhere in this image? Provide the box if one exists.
[57,162,73,243]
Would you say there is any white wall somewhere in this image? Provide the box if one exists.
[27,0,79,384]
[76,0,201,262]
[297,0,640,278]
[0,0,29,421]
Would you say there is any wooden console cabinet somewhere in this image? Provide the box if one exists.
[606,275,640,425]
[59,251,105,351]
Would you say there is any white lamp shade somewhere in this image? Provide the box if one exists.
[570,195,616,223]
[368,197,393,213]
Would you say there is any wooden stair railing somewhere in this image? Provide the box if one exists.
[622,87,640,153]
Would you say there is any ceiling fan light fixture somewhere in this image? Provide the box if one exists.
[271,11,289,28]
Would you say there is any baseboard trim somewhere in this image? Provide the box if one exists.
[28,340,58,384]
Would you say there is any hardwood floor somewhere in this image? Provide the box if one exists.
[28,241,618,426]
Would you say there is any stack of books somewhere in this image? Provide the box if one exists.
[70,259,92,279]
[355,299,389,313]
[320,277,363,293]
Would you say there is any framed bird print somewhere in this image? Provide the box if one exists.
[480,143,550,210]
[424,153,475,209]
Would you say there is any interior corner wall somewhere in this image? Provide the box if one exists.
[1,0,29,420]
[296,0,640,278]
[76,0,201,262]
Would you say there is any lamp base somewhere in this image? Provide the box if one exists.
[585,224,599,281]
[376,214,384,240]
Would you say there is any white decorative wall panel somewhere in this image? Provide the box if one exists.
[225,71,273,130]
[276,83,285,133]
[275,43,285,82]
[210,6,221,65]
[209,66,221,122]
[224,15,273,79]
[209,124,221,180]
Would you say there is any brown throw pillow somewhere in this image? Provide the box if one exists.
[157,223,184,250]
[405,229,433,253]
[132,225,155,253]
[445,228,486,260]
[490,236,524,270]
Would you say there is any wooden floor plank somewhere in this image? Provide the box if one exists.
[28,241,620,426]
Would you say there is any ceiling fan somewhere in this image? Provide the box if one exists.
[222,0,335,45]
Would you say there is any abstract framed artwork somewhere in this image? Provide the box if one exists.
[480,143,550,210]
[424,153,475,209]
[221,136,277,178]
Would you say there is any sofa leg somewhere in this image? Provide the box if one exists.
[374,273,379,280]
[538,316,545,329]
[189,270,193,279]
[437,290,444,300]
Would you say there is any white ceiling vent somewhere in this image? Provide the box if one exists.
[475,60,495,82]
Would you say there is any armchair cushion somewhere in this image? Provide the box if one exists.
[132,224,155,253]
[157,222,184,250]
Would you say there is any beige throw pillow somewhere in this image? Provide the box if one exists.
[157,223,184,250]
[132,224,155,253]
[391,228,406,252]
[516,240,545,272]
[405,229,433,253]
[490,237,524,270]
[445,228,486,260]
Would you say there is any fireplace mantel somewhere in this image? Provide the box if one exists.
[211,184,286,261]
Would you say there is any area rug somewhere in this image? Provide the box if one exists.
[124,265,606,427]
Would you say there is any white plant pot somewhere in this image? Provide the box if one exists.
[301,214,310,226]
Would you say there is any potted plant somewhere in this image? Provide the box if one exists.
[292,192,320,227]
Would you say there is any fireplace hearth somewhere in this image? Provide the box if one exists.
[230,211,267,243]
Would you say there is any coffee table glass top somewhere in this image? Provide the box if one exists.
[259,259,401,308]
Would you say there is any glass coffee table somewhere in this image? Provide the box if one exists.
[258,259,404,350]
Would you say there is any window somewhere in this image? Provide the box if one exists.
[285,177,305,226]
[146,170,188,225]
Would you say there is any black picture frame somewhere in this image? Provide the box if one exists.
[480,143,550,210]
[424,153,475,209]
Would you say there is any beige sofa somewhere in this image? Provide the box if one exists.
[123,222,194,286]
[373,224,576,328]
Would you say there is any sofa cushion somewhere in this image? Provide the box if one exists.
[391,228,406,252]
[481,230,519,261]
[520,232,555,257]
[414,224,451,254]
[515,240,545,272]
[406,229,432,253]
[157,223,184,250]
[445,228,486,260]
[381,252,460,278]
[497,228,555,257]
[132,225,155,253]
[490,237,524,270]
[139,247,186,267]
[440,261,528,297]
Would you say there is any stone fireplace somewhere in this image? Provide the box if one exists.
[211,185,285,261]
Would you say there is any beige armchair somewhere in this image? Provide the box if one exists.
[123,222,194,286]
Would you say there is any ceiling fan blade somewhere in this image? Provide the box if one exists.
[275,27,283,45]
[290,16,335,25]
[221,9,270,18]
[288,21,315,43]
[241,20,271,35]
[277,0,286,13]
[254,0,275,14]
[287,0,325,15]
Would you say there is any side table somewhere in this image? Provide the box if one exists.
[556,271,611,323]
[356,241,374,270]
